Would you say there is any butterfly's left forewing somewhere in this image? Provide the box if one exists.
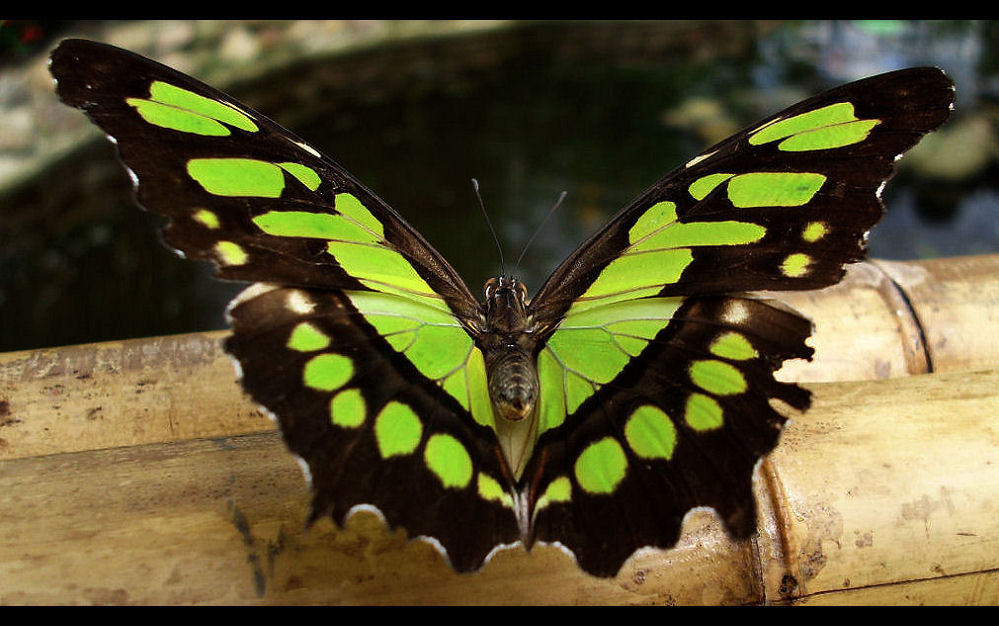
[531,68,955,320]
[50,38,520,572]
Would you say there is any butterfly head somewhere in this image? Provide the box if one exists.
[483,276,527,306]
[483,275,530,334]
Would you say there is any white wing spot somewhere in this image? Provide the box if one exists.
[227,101,256,121]
[347,503,389,526]
[286,290,315,315]
[295,139,322,159]
[723,300,749,325]
[294,455,313,488]
[685,149,717,168]
[226,282,279,318]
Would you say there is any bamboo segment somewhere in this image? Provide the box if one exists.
[1,254,997,604]
[776,255,999,382]
[876,255,999,374]
[3,255,996,462]
[774,260,929,383]
[0,331,270,461]
[757,370,999,605]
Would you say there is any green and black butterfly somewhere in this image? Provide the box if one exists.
[49,38,954,577]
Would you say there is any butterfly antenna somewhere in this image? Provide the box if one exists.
[472,178,506,276]
[514,190,567,276]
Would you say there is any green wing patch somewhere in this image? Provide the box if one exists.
[747,101,880,150]
[345,290,495,428]
[538,296,682,431]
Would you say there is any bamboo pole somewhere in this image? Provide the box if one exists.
[1,254,997,604]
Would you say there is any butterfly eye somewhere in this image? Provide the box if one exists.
[484,277,499,300]
[516,281,528,302]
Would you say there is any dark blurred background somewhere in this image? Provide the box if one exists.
[1,20,997,352]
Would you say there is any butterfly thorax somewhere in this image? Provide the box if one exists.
[480,276,540,425]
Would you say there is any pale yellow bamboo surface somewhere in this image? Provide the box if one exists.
[1,254,997,604]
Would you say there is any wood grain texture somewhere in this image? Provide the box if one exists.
[1,255,997,604]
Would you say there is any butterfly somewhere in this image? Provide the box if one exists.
[49,38,954,577]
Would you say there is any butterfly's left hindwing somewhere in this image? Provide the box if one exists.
[524,295,813,575]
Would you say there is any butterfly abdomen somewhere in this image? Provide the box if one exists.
[485,347,539,423]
